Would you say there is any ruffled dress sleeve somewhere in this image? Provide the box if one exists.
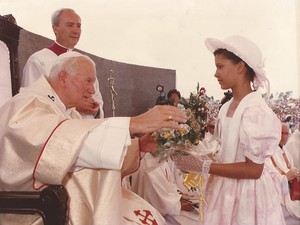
[239,104,281,164]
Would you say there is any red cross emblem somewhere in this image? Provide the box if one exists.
[134,210,158,225]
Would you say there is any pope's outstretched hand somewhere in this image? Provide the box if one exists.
[130,105,188,135]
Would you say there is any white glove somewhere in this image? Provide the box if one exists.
[172,153,212,176]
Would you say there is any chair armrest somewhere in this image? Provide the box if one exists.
[0,185,68,225]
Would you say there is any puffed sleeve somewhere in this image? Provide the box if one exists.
[240,104,281,164]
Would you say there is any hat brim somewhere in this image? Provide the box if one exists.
[204,38,265,79]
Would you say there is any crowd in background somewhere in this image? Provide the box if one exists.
[203,90,300,133]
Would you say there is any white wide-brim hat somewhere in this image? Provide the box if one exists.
[205,35,269,96]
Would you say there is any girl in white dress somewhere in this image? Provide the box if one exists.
[174,35,286,225]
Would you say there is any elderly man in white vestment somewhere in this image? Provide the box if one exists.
[0,52,188,225]
[286,123,300,171]
[265,123,300,224]
[131,153,200,225]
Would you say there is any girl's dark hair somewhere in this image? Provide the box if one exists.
[214,48,255,82]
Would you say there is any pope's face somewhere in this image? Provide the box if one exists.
[64,59,96,108]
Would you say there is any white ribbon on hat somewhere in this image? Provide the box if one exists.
[252,57,270,98]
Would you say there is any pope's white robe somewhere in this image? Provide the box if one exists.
[285,129,300,171]
[0,76,165,225]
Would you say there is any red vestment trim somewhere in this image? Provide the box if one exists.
[32,119,69,190]
[47,42,68,56]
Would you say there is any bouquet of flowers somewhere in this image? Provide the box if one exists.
[152,83,210,162]
[152,84,212,222]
